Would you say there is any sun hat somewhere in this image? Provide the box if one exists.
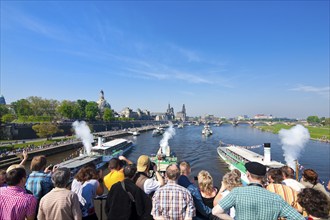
[137,155,150,172]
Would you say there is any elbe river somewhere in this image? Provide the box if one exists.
[46,124,330,187]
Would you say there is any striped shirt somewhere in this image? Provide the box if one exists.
[25,171,53,201]
[0,186,37,220]
[152,180,196,220]
[219,185,305,220]
[38,187,82,220]
[267,183,302,210]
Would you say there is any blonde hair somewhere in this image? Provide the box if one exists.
[198,170,214,195]
[179,161,191,175]
[223,170,242,191]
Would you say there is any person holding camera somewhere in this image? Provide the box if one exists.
[134,155,165,196]
[103,156,133,191]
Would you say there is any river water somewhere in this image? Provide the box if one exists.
[46,124,329,187]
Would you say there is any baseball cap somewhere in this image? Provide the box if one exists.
[137,155,150,172]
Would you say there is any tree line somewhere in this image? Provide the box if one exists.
[0,96,118,124]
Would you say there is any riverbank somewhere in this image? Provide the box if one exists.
[256,124,330,143]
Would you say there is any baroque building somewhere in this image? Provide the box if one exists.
[165,103,175,121]
[176,104,187,122]
[97,90,111,113]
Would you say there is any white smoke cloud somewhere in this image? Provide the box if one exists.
[279,125,310,170]
[160,122,176,154]
[72,121,94,155]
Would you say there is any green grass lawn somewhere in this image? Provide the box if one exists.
[257,124,330,141]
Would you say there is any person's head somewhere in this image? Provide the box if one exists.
[197,170,214,195]
[75,166,98,182]
[267,168,283,184]
[297,188,329,218]
[6,167,26,186]
[179,161,191,176]
[108,158,122,171]
[52,167,71,188]
[222,170,242,191]
[302,169,318,185]
[280,166,295,179]
[166,164,180,181]
[245,162,266,182]
[232,169,241,178]
[124,164,137,179]
[137,155,150,172]
[0,169,6,186]
[30,155,47,171]
[6,164,24,173]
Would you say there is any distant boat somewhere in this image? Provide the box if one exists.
[132,131,140,136]
[202,125,213,136]
[217,141,284,184]
[58,137,133,177]
[152,127,165,136]
[178,123,184,129]
[150,145,177,174]
[128,130,140,136]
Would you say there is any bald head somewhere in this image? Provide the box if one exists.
[166,164,180,181]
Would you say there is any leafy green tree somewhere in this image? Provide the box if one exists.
[72,104,83,119]
[307,116,320,124]
[323,118,330,126]
[1,113,16,123]
[103,108,114,121]
[57,100,75,119]
[85,102,99,121]
[32,123,63,139]
[26,96,59,116]
[11,99,33,116]
[77,99,88,119]
[0,105,10,124]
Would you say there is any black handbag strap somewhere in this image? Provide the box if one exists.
[121,181,135,202]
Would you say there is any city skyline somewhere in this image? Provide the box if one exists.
[1,1,329,119]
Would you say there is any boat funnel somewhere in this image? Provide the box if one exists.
[98,137,103,147]
[264,143,271,163]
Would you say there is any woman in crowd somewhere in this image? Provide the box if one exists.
[213,169,242,218]
[300,169,330,202]
[297,188,330,220]
[197,170,218,208]
[71,164,104,220]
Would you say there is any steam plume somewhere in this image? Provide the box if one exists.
[279,124,310,170]
[160,122,176,154]
[72,121,94,155]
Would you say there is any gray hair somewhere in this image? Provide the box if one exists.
[51,167,71,188]
[166,164,180,180]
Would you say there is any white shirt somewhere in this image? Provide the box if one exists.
[282,178,305,192]
[143,178,161,195]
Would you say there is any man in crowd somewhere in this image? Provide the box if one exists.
[266,168,302,212]
[38,167,82,220]
[106,164,153,220]
[152,164,196,220]
[212,162,305,220]
[25,155,53,202]
[0,167,37,220]
[280,166,305,192]
[104,155,132,191]
[178,161,214,219]
[134,155,164,196]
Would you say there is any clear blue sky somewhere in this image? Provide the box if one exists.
[1,1,329,119]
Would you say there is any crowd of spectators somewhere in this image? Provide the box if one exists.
[0,139,78,158]
[0,152,329,220]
